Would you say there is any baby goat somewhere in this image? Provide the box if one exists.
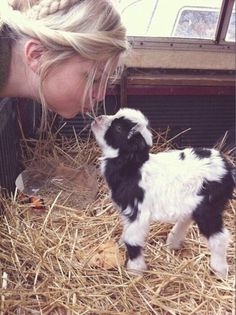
[91,108,235,278]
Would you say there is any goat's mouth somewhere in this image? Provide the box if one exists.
[91,120,96,131]
[91,115,105,127]
[91,115,112,136]
[91,119,103,133]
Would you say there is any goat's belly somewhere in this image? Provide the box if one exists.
[147,194,203,224]
[152,210,185,224]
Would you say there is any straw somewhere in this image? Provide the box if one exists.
[0,128,235,315]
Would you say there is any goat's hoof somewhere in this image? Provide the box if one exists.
[210,261,228,279]
[127,267,144,276]
[166,234,182,250]
[126,258,147,276]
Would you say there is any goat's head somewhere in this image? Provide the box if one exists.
[91,108,153,160]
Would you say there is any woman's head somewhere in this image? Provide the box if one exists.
[0,0,128,118]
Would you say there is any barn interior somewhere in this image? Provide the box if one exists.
[0,0,235,314]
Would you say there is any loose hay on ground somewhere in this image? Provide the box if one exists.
[0,131,235,315]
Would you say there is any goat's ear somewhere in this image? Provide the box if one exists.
[128,123,153,147]
[128,132,147,152]
[128,124,142,140]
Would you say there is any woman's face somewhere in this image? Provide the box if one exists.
[42,56,109,118]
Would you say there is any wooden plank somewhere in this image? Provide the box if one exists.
[106,85,234,96]
[127,74,235,86]
[124,48,235,70]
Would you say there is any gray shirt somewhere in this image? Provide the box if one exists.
[0,25,12,94]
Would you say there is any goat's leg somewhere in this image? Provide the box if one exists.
[207,228,229,278]
[167,216,192,250]
[193,204,229,278]
[122,216,150,275]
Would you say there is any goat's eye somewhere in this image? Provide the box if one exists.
[115,125,122,132]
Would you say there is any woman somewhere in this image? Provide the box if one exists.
[0,0,128,196]
[0,0,129,121]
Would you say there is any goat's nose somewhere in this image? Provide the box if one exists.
[97,115,103,121]
[95,115,104,123]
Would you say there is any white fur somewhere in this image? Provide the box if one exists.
[166,216,193,250]
[138,149,226,224]
[127,255,147,275]
[208,228,230,278]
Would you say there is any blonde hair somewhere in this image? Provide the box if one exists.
[0,0,129,124]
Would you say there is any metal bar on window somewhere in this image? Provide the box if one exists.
[146,0,159,34]
[215,0,235,43]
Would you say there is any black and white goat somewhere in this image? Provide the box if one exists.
[91,108,235,277]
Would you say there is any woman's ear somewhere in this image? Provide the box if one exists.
[24,39,45,73]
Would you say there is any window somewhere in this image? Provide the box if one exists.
[118,0,159,37]
[118,0,235,42]
[173,8,220,39]
[226,10,235,41]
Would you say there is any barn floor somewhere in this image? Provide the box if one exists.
[0,132,235,315]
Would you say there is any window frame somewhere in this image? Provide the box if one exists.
[126,0,235,53]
